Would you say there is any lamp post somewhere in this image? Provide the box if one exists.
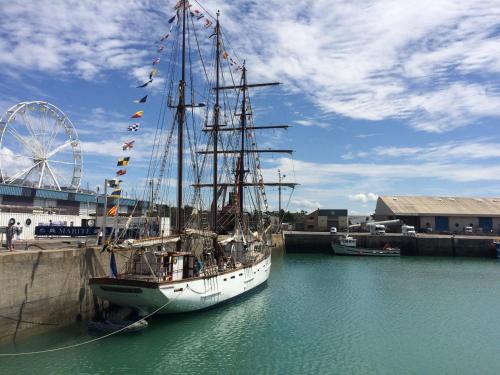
[102,179,108,246]
[278,169,286,228]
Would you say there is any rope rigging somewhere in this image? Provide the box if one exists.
[102,0,296,248]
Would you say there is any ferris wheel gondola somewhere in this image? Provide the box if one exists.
[0,101,82,191]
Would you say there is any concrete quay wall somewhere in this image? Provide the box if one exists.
[283,232,498,258]
[0,247,131,344]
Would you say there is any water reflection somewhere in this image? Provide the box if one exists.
[3,254,500,374]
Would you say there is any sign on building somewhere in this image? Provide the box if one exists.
[35,226,98,237]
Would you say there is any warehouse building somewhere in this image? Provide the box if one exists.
[375,195,500,233]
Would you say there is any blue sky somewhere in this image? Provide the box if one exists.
[1,0,500,215]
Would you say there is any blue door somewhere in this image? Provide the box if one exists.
[435,216,449,232]
[479,217,493,233]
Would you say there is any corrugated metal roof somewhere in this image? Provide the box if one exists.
[35,189,68,200]
[0,184,23,196]
[119,199,136,207]
[0,184,146,207]
[377,196,500,216]
[96,196,136,206]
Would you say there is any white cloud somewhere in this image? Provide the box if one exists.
[294,120,313,126]
[408,83,500,132]
[373,139,500,161]
[264,157,500,185]
[215,0,500,132]
[373,146,423,158]
[258,155,500,211]
[348,193,378,204]
[1,0,499,133]
[0,1,156,79]
[293,119,329,128]
[290,198,322,211]
[0,147,33,179]
[341,150,369,160]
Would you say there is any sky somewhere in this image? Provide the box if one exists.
[0,0,499,215]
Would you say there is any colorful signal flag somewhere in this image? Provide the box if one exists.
[133,95,148,104]
[107,206,117,216]
[110,189,122,198]
[122,140,135,150]
[117,157,130,167]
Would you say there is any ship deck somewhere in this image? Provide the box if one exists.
[90,252,269,287]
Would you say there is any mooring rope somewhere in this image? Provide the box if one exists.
[0,290,184,357]
[185,280,216,295]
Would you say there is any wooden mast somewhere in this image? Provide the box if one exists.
[212,11,221,232]
[176,0,187,238]
[238,66,247,225]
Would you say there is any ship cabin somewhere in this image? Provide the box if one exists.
[127,251,201,283]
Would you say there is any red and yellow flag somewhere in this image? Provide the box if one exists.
[107,206,117,216]
[131,111,144,119]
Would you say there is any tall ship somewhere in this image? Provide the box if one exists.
[89,1,294,315]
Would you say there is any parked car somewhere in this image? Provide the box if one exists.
[464,226,473,234]
[330,227,337,234]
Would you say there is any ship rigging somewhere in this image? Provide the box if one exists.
[90,0,296,315]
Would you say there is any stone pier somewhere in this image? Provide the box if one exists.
[283,231,498,257]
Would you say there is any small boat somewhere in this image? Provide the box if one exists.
[87,318,148,333]
[331,235,400,257]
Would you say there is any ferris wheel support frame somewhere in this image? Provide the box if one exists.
[0,101,83,191]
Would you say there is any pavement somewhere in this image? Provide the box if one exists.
[1,237,98,253]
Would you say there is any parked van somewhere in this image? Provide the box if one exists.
[370,224,386,235]
[402,225,416,237]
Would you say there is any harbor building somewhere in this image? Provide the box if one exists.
[374,195,500,233]
[295,209,348,231]
[0,183,167,240]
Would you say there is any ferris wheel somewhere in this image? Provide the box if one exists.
[0,101,82,191]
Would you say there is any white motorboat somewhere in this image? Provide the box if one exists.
[331,235,400,257]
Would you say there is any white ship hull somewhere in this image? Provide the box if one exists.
[90,254,271,316]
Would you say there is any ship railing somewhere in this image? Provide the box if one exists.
[202,264,219,277]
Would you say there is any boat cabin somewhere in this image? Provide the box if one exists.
[128,251,199,282]
[340,236,357,248]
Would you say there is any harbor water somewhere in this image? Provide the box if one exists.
[2,253,500,374]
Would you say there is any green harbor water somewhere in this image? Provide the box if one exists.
[2,253,500,374]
